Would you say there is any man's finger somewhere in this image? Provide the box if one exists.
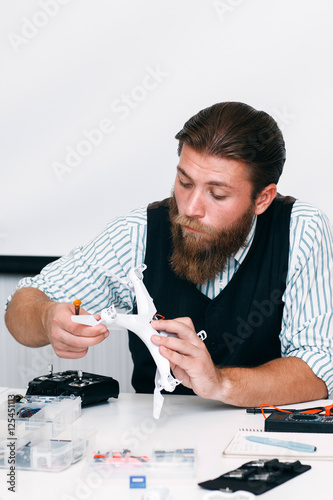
[70,322,109,338]
[54,347,89,359]
[53,328,109,351]
[151,318,202,345]
[151,334,201,357]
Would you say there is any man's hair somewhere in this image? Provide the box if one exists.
[175,102,286,198]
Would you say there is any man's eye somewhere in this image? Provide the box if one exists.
[211,192,226,200]
[179,178,191,188]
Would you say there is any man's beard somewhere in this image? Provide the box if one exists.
[169,194,255,284]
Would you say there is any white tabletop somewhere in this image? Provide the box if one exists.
[1,389,332,500]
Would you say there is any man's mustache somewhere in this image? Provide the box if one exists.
[174,214,218,237]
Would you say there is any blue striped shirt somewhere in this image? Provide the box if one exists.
[12,200,333,395]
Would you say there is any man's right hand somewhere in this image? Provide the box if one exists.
[5,287,109,359]
[42,302,109,359]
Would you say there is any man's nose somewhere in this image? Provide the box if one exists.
[184,190,205,218]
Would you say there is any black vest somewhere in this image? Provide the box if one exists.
[128,195,295,394]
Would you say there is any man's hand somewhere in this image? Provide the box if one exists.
[5,287,109,359]
[42,302,109,359]
[151,317,223,400]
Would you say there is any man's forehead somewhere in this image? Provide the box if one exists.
[178,145,250,177]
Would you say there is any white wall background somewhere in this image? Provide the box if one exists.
[1,0,332,388]
[0,0,332,258]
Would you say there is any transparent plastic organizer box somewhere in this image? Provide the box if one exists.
[0,394,93,471]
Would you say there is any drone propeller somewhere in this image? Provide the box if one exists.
[71,315,102,327]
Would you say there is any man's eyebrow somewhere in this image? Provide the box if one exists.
[176,166,234,189]
[177,166,191,179]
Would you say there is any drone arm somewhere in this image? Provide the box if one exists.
[128,268,157,318]
[71,315,102,326]
[102,311,177,392]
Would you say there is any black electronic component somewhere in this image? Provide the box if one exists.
[198,459,311,495]
[26,366,119,406]
[265,411,333,433]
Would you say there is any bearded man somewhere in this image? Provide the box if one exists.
[5,102,333,406]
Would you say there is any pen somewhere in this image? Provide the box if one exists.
[245,435,317,453]
[73,299,81,315]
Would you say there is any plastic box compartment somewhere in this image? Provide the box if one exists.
[87,447,196,478]
[0,394,93,471]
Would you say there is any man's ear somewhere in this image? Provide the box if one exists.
[254,184,277,215]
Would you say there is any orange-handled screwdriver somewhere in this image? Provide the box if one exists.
[73,299,82,315]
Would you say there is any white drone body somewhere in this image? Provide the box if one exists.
[71,265,181,418]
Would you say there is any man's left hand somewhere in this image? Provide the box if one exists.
[151,317,223,400]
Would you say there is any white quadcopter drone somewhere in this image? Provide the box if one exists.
[72,265,188,419]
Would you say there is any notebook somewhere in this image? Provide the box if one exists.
[222,430,333,460]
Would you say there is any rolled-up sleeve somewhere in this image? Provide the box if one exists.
[6,208,147,315]
[280,202,333,395]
